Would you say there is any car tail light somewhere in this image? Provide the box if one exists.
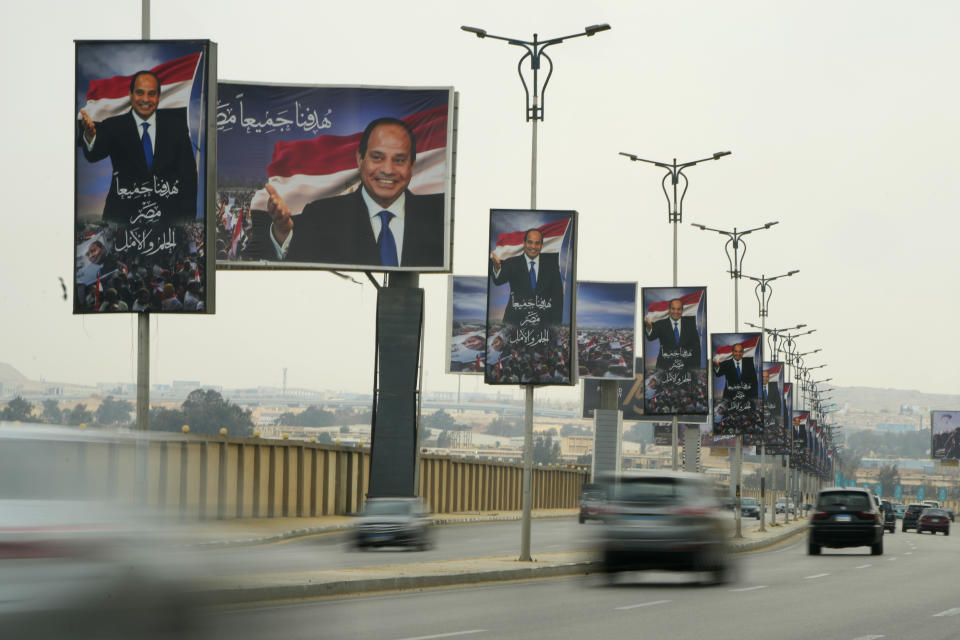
[812,511,829,520]
[670,506,713,517]
[858,511,878,521]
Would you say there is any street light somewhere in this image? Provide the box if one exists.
[463,22,610,563]
[691,221,779,330]
[744,270,799,319]
[618,152,731,286]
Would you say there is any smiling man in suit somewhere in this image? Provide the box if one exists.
[489,228,564,327]
[79,71,197,225]
[263,117,444,268]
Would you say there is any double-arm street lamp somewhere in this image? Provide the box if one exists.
[462,22,610,563]
[618,152,731,285]
[692,222,779,330]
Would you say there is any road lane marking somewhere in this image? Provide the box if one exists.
[855,564,872,569]
[396,631,487,640]
[730,585,768,592]
[805,573,829,579]
[887,557,898,561]
[904,552,912,555]
[851,635,885,639]
[616,600,672,610]
[933,608,960,617]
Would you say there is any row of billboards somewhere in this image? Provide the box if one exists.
[74,40,457,315]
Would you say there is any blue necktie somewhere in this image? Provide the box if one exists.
[673,322,680,344]
[529,260,536,290]
[736,362,742,381]
[141,122,153,172]
[377,211,398,266]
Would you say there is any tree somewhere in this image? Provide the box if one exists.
[66,403,93,426]
[1,396,34,422]
[150,406,187,432]
[487,416,522,437]
[280,405,336,427]
[95,396,133,426]
[162,389,254,436]
[315,431,333,444]
[436,430,453,448]
[423,409,456,430]
[40,399,63,425]
[877,464,901,497]
[533,434,561,465]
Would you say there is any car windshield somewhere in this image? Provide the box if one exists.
[363,500,415,516]
[610,478,696,505]
[742,498,757,505]
[923,509,947,517]
[816,492,870,510]
[908,504,925,513]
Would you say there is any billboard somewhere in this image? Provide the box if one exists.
[791,409,810,469]
[654,423,699,446]
[75,40,216,314]
[640,287,709,415]
[711,333,764,444]
[763,361,789,454]
[581,357,707,423]
[485,210,577,386]
[576,281,636,380]
[931,410,960,460]
[215,83,455,271]
[446,275,486,374]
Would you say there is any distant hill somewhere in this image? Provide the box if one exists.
[0,362,27,383]
[832,386,960,413]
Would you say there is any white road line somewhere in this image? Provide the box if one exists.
[730,585,768,592]
[396,631,487,640]
[888,557,898,561]
[933,607,960,617]
[615,600,672,610]
[805,573,830,579]
[855,564,872,569]
[851,635,885,640]
[904,552,912,555]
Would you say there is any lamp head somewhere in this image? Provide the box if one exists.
[461,25,487,38]
[585,24,611,36]
[713,151,732,159]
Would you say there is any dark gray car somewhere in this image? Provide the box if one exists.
[352,498,434,550]
[809,487,883,555]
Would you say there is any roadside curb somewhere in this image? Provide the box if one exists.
[730,521,808,553]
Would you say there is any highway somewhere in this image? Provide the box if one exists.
[197,525,959,640]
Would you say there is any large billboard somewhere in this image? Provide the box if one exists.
[711,333,763,444]
[931,410,960,460]
[791,409,810,468]
[215,83,455,271]
[763,361,789,455]
[446,275,486,374]
[640,287,709,415]
[75,40,215,314]
[576,281,636,380]
[581,357,707,423]
[485,210,576,386]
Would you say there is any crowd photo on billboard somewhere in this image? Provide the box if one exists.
[711,332,764,443]
[762,361,789,454]
[641,287,709,415]
[931,411,960,460]
[485,210,576,386]
[446,275,487,374]
[215,83,454,271]
[74,40,214,314]
[576,281,636,380]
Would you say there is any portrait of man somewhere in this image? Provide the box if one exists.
[489,228,563,327]
[78,70,197,225]
[713,343,759,401]
[644,298,701,370]
[260,117,444,268]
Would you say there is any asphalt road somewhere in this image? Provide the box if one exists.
[198,524,959,640]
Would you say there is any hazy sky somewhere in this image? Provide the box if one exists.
[3,1,959,405]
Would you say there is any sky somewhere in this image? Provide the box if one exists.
[2,0,959,404]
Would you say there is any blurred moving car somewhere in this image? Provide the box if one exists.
[808,487,883,556]
[893,503,905,519]
[775,498,795,514]
[902,503,926,532]
[946,508,956,523]
[595,471,733,585]
[352,497,434,550]
[579,483,606,524]
[741,497,761,519]
[916,508,950,535]
[880,500,896,534]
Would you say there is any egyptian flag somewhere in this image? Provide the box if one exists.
[250,106,448,214]
[77,52,203,122]
[714,335,761,365]
[645,290,704,323]
[490,219,571,263]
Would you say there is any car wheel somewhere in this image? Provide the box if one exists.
[579,514,585,524]
[808,542,821,555]
[871,540,883,556]
[945,529,950,536]
[902,525,907,532]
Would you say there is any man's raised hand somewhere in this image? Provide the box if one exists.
[265,183,293,244]
[80,110,97,143]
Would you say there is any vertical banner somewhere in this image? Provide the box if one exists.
[711,333,764,443]
[762,361,788,454]
[75,40,215,314]
[485,210,577,386]
[640,287,709,415]
[446,275,487,374]
[931,411,960,460]
[576,281,636,380]
[784,382,794,458]
[215,83,454,271]
[791,409,810,469]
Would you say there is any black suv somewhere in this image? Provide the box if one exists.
[809,487,883,556]
[880,500,896,534]
[902,503,926,532]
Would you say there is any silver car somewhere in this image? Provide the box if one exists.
[352,497,434,551]
[595,471,733,584]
